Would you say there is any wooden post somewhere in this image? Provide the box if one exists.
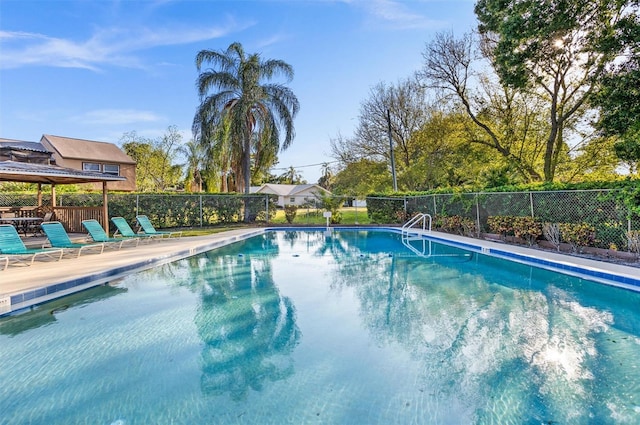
[37,183,42,207]
[102,181,109,234]
[51,184,56,207]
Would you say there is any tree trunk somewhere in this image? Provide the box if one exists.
[243,133,251,222]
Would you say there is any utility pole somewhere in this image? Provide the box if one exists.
[387,109,398,192]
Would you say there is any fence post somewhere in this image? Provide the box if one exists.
[475,194,481,236]
[265,195,269,224]
[529,192,535,218]
[354,197,358,225]
[199,195,203,228]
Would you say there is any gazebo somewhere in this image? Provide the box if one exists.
[0,160,126,233]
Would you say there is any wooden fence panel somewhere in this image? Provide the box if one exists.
[53,207,103,233]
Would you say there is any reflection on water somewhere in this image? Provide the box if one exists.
[0,284,127,336]
[142,233,302,401]
[194,251,301,400]
[317,230,640,423]
[1,230,640,424]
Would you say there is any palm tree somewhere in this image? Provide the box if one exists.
[194,42,300,219]
[318,162,333,189]
[179,140,204,192]
[281,165,303,184]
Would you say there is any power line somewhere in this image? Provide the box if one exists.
[270,160,339,171]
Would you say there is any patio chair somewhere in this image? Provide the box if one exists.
[82,219,140,249]
[1,255,8,271]
[41,221,105,257]
[0,224,64,267]
[135,215,182,239]
[111,217,161,241]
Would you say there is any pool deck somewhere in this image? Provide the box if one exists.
[1,227,639,316]
[0,228,265,315]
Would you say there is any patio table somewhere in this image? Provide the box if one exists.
[0,217,44,236]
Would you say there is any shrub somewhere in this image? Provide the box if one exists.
[366,196,405,223]
[437,215,475,236]
[559,223,597,252]
[487,216,514,238]
[284,205,297,223]
[317,193,345,224]
[511,216,542,246]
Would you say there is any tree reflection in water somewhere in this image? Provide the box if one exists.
[186,234,301,401]
[319,230,638,423]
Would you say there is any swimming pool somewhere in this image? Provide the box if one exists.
[1,229,640,424]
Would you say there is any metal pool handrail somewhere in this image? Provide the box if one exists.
[401,213,432,237]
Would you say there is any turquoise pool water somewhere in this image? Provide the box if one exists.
[1,229,640,424]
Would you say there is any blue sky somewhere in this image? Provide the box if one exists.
[0,0,477,183]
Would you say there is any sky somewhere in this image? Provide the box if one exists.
[0,0,477,183]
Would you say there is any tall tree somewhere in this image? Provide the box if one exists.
[317,162,334,190]
[593,42,640,174]
[279,166,303,184]
[475,0,635,181]
[420,32,548,183]
[342,77,430,169]
[179,139,205,192]
[120,127,183,192]
[194,42,300,215]
[332,159,392,196]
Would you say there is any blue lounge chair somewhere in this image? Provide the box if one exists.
[82,219,139,249]
[111,217,161,241]
[135,215,182,239]
[41,221,105,257]
[0,224,63,266]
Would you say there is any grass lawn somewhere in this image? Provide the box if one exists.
[270,206,371,225]
[176,207,371,237]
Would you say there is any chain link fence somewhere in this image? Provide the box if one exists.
[372,189,640,252]
[2,189,639,253]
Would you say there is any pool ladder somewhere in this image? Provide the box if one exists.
[401,213,432,257]
[401,213,432,236]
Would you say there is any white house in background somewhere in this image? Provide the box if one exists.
[251,183,331,207]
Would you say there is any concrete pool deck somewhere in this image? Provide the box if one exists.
[1,227,639,316]
[0,228,264,315]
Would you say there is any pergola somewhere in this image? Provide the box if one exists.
[0,160,126,232]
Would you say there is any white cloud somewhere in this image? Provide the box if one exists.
[0,17,252,71]
[256,33,289,50]
[356,0,447,30]
[75,109,163,125]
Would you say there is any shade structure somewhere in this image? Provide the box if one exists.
[0,160,126,232]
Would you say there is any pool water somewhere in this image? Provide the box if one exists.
[1,229,640,424]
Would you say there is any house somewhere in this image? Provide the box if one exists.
[251,183,331,207]
[40,135,136,191]
[1,136,130,232]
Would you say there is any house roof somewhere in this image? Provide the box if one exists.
[255,183,330,196]
[0,160,126,184]
[0,138,50,153]
[41,134,136,164]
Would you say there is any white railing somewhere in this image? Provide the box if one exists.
[401,213,432,237]
[400,213,432,257]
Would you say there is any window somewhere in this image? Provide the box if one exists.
[103,164,120,175]
[290,197,296,203]
[83,162,100,172]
